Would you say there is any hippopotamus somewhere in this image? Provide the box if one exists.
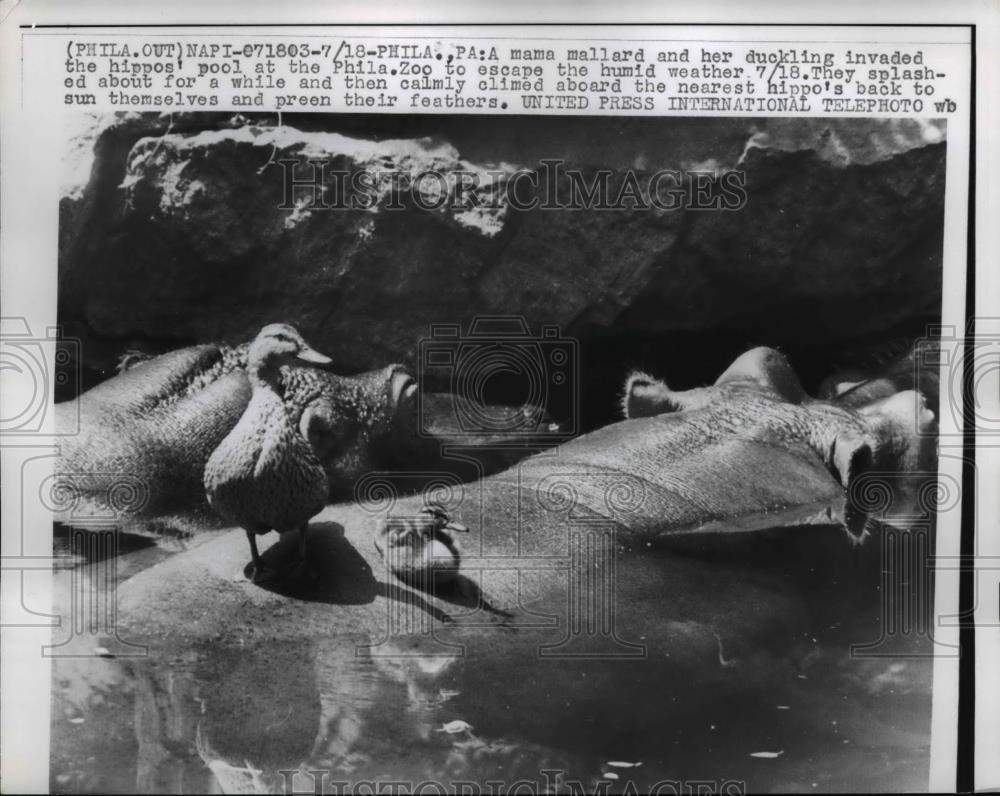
[623,345,937,482]
[50,344,938,791]
[52,339,559,527]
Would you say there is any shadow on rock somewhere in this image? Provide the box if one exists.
[250,521,378,604]
[402,572,515,623]
[249,521,458,626]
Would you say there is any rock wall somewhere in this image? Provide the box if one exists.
[58,113,945,422]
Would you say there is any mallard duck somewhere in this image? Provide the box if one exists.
[375,504,469,587]
[204,323,333,582]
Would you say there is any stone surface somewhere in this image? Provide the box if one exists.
[58,114,945,414]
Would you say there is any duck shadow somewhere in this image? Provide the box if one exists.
[250,522,457,623]
[397,572,515,623]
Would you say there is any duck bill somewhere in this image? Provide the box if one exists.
[445,521,469,533]
[296,346,334,365]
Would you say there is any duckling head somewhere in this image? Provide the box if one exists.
[420,503,468,534]
[248,323,333,378]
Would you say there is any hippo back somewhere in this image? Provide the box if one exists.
[490,387,853,540]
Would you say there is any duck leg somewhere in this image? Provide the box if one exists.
[297,523,320,580]
[245,529,265,582]
[298,523,309,562]
[245,528,282,584]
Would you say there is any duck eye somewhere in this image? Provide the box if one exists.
[273,332,300,347]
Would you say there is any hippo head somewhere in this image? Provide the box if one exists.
[291,363,421,498]
[56,342,430,521]
[622,346,806,420]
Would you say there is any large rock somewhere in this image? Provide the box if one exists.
[58,114,945,412]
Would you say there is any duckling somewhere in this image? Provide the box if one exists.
[204,323,333,582]
[375,504,469,588]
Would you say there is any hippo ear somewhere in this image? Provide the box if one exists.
[116,349,154,374]
[388,366,418,408]
[829,432,874,490]
[622,371,680,419]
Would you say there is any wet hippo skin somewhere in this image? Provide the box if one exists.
[52,343,937,792]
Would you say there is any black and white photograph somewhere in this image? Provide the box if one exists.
[1,12,995,796]
[44,110,948,793]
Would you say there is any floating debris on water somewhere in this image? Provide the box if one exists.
[750,750,784,759]
[606,761,642,768]
[712,631,737,668]
[601,772,620,780]
[776,705,791,710]
[436,720,473,734]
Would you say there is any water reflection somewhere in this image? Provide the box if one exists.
[53,625,932,793]
[51,487,936,794]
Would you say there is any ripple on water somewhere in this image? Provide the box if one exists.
[50,514,935,793]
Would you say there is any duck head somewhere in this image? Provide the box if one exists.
[248,323,333,379]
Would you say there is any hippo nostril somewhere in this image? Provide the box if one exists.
[831,436,873,490]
